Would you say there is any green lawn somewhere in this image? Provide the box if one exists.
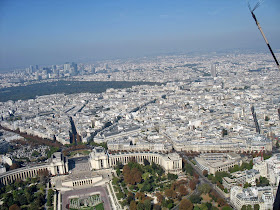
[95,203,104,210]
[70,203,104,210]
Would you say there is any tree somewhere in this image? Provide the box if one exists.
[18,193,28,206]
[214,171,230,184]
[167,203,174,209]
[217,197,227,207]
[137,202,145,210]
[155,192,164,204]
[133,169,142,184]
[199,204,209,210]
[162,199,174,209]
[247,205,253,210]
[46,147,60,158]
[127,192,134,205]
[179,199,193,210]
[193,172,199,180]
[142,172,150,181]
[189,195,202,204]
[141,183,152,192]
[202,170,208,177]
[229,164,240,173]
[167,173,178,180]
[10,162,20,170]
[123,163,142,185]
[153,204,161,210]
[116,192,125,200]
[9,204,20,210]
[209,190,219,202]
[189,180,197,190]
[178,185,188,196]
[205,202,212,210]
[217,182,224,190]
[185,163,194,176]
[276,141,279,148]
[3,193,14,208]
[135,192,145,201]
[47,189,54,206]
[222,206,232,210]
[155,164,164,176]
[254,204,260,210]
[240,161,253,171]
[143,199,151,210]
[120,199,128,207]
[244,182,251,188]
[241,205,247,210]
[112,177,119,185]
[35,192,45,207]
[25,190,33,203]
[130,200,137,210]
[116,168,121,176]
[165,188,175,199]
[256,176,269,187]
[198,183,211,194]
[31,150,40,157]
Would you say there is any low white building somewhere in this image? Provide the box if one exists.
[195,153,242,174]
[253,153,280,186]
[223,169,261,190]
[230,186,275,210]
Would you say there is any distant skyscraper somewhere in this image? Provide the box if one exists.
[72,62,77,72]
[211,64,217,77]
[79,64,84,75]
[35,72,40,80]
[91,65,96,74]
[52,65,58,75]
[71,62,78,76]
[64,62,71,72]
[30,65,34,73]
[35,65,39,70]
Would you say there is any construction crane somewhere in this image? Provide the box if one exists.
[253,146,265,165]
[257,146,265,161]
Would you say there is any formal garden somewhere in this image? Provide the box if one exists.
[110,158,233,210]
[69,194,104,210]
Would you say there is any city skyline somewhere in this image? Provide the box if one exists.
[0,0,280,70]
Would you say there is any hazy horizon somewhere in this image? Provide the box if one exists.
[1,0,280,71]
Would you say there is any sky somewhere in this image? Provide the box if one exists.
[0,0,280,70]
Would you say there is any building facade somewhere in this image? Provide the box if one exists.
[89,147,182,174]
[195,153,242,174]
[0,152,68,185]
[230,186,275,210]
